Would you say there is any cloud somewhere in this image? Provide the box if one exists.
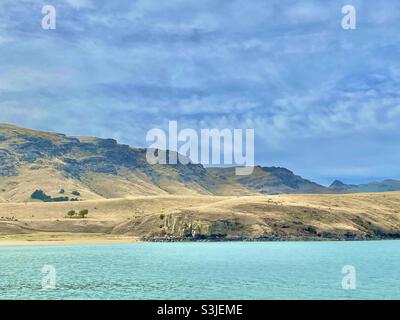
[1,0,400,183]
[63,0,94,10]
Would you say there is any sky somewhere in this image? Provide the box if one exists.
[1,0,400,185]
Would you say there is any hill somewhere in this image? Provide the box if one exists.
[0,124,230,201]
[1,124,400,241]
[208,166,328,194]
[329,179,400,193]
[0,124,329,202]
[1,193,400,241]
[1,123,400,204]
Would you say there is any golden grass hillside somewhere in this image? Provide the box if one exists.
[2,124,400,242]
[1,192,400,241]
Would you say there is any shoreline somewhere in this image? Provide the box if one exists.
[0,233,141,246]
[1,232,400,246]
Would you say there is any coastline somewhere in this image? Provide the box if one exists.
[0,232,141,246]
[1,232,400,246]
[2,193,400,244]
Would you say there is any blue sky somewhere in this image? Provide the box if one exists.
[1,0,400,185]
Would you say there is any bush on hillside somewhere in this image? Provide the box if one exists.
[78,209,89,218]
[67,210,76,218]
[31,190,52,202]
[31,190,75,203]
[52,196,69,202]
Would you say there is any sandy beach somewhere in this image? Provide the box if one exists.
[0,232,140,246]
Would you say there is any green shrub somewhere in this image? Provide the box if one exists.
[52,196,69,202]
[159,214,165,220]
[67,210,76,218]
[78,209,89,218]
[31,190,76,203]
[31,190,51,202]
[71,191,81,196]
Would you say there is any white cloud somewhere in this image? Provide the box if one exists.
[63,0,93,10]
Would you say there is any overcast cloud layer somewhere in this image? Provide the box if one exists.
[1,0,400,185]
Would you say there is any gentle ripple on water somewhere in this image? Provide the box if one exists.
[0,241,399,299]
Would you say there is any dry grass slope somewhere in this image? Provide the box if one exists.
[1,124,400,242]
[1,192,400,241]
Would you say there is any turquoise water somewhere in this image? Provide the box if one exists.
[0,241,399,299]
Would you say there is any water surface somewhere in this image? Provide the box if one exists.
[0,241,399,299]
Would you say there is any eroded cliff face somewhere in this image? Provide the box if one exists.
[110,210,400,242]
[158,214,246,240]
[110,213,245,240]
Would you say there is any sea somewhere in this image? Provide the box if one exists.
[0,241,399,299]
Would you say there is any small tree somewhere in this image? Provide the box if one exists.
[67,210,76,218]
[31,190,51,202]
[52,196,69,202]
[78,209,89,218]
